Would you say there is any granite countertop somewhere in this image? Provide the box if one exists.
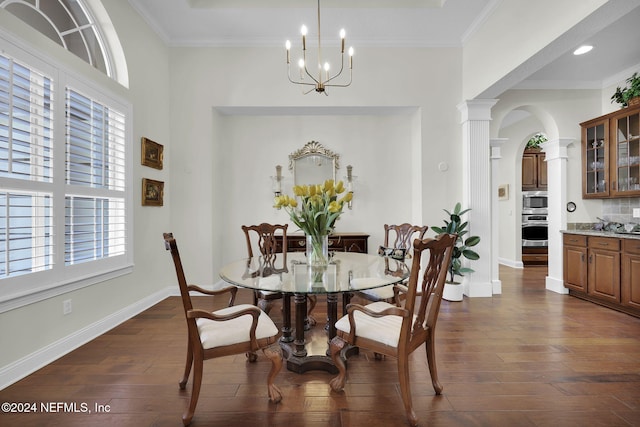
[561,229,640,240]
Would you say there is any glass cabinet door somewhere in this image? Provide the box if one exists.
[583,121,608,197]
[613,110,640,195]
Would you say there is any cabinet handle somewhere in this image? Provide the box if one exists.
[581,253,585,262]
[297,240,305,247]
[589,254,593,264]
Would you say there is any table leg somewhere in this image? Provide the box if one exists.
[293,293,307,357]
[280,293,293,343]
[342,292,352,316]
[326,293,338,356]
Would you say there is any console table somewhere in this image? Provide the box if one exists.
[275,232,369,254]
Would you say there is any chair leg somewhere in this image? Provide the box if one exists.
[262,344,283,403]
[183,354,203,426]
[328,336,347,392]
[228,287,237,307]
[425,330,443,394]
[179,339,193,390]
[397,356,418,427]
[257,297,273,315]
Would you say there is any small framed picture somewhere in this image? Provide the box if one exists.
[498,184,509,201]
[141,137,163,170]
[142,178,164,206]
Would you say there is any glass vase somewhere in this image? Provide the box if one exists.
[306,234,329,266]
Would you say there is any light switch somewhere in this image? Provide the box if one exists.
[633,208,640,218]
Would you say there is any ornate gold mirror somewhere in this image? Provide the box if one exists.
[289,141,339,186]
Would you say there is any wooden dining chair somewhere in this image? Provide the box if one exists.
[242,223,317,326]
[356,223,428,306]
[163,233,283,426]
[329,233,456,427]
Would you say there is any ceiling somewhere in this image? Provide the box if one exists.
[127,0,640,94]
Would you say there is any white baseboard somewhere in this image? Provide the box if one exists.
[0,287,171,390]
[498,257,524,269]
[546,276,569,294]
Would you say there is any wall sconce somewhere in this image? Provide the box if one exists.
[271,165,283,198]
[345,164,355,209]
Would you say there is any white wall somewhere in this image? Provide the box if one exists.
[217,114,416,262]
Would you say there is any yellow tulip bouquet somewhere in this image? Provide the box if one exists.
[274,179,352,265]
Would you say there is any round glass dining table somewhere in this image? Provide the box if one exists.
[219,251,409,373]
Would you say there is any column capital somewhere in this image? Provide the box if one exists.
[457,99,499,122]
[490,138,507,159]
[541,137,574,160]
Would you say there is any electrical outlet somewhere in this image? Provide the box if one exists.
[634,208,640,218]
[63,299,72,315]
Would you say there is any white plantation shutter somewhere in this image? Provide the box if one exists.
[65,89,127,265]
[0,192,52,277]
[0,54,54,278]
[0,55,54,182]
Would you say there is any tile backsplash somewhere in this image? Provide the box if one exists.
[602,197,640,225]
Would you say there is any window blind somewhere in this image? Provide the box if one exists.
[0,54,54,279]
[65,88,126,190]
[0,54,54,182]
[0,192,53,277]
[64,88,126,266]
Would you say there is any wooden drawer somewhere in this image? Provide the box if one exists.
[623,238,640,255]
[588,236,620,251]
[563,234,587,246]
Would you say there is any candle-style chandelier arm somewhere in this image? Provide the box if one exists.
[284,0,353,95]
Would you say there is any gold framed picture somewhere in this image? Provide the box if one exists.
[142,178,164,206]
[498,184,509,201]
[141,137,163,170]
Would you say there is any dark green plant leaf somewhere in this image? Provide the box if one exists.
[462,249,480,260]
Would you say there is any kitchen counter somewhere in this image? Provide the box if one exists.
[561,229,640,240]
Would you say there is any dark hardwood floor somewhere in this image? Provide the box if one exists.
[2,265,640,426]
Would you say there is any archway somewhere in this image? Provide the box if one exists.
[493,105,561,283]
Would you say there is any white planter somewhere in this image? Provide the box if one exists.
[442,281,463,301]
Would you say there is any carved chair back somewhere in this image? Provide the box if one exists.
[401,233,456,352]
[384,223,428,259]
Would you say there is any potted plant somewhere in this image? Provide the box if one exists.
[431,202,480,301]
[525,132,547,150]
[611,72,640,108]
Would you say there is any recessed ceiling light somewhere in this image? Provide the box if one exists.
[573,45,593,55]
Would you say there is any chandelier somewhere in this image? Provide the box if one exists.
[285,0,354,95]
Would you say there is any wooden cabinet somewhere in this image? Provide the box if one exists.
[610,107,640,196]
[563,232,640,318]
[522,148,547,190]
[563,234,587,292]
[523,247,548,266]
[622,239,640,310]
[275,233,369,254]
[587,237,620,303]
[581,105,640,198]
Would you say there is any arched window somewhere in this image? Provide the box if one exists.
[1,0,112,78]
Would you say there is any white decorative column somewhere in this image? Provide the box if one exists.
[458,99,498,298]
[490,138,507,295]
[541,138,573,294]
